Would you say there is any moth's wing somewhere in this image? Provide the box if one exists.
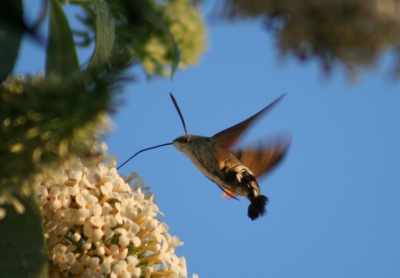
[221,136,291,199]
[222,189,238,199]
[211,95,286,151]
[231,136,291,179]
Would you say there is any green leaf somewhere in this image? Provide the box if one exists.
[0,0,24,83]
[88,0,115,69]
[124,0,181,80]
[141,8,180,81]
[45,0,81,78]
[0,194,47,278]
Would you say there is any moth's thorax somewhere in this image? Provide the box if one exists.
[173,134,220,177]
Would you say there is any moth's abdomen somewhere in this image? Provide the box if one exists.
[230,167,269,220]
[220,155,261,198]
[248,195,268,220]
[221,157,269,220]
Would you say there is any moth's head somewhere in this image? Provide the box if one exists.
[173,135,190,152]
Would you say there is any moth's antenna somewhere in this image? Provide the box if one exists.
[170,93,188,135]
[117,143,173,170]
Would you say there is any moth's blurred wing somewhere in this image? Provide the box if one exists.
[212,95,286,151]
[231,136,291,179]
[222,189,238,199]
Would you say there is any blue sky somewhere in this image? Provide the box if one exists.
[17,2,400,277]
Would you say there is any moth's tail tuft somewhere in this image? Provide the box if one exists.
[248,195,268,221]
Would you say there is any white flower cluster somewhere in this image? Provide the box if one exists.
[36,142,189,277]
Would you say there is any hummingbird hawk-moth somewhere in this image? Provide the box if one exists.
[118,93,291,220]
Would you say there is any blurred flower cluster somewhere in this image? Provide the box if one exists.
[0,73,113,197]
[135,0,207,76]
[78,0,207,77]
[221,0,400,77]
[36,142,189,277]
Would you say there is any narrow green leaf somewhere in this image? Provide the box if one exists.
[45,0,81,77]
[126,0,181,81]
[141,9,180,81]
[88,0,115,69]
[0,194,47,278]
[0,0,24,83]
[171,41,181,80]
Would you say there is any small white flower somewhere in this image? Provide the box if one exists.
[69,169,83,182]
[76,192,102,217]
[80,254,91,268]
[126,256,141,277]
[167,235,184,253]
[115,228,141,247]
[109,244,128,261]
[86,257,103,278]
[52,244,76,270]
[110,260,131,278]
[100,214,116,240]
[83,217,104,241]
[100,181,120,200]
[68,183,79,196]
[101,255,113,274]
[48,187,61,211]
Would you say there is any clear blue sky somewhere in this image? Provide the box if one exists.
[17,2,400,277]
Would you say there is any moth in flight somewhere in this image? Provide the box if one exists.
[118,94,291,220]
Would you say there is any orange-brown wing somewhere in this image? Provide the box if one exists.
[211,95,286,151]
[222,189,238,199]
[231,136,291,178]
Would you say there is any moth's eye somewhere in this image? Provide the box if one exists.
[175,136,188,144]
